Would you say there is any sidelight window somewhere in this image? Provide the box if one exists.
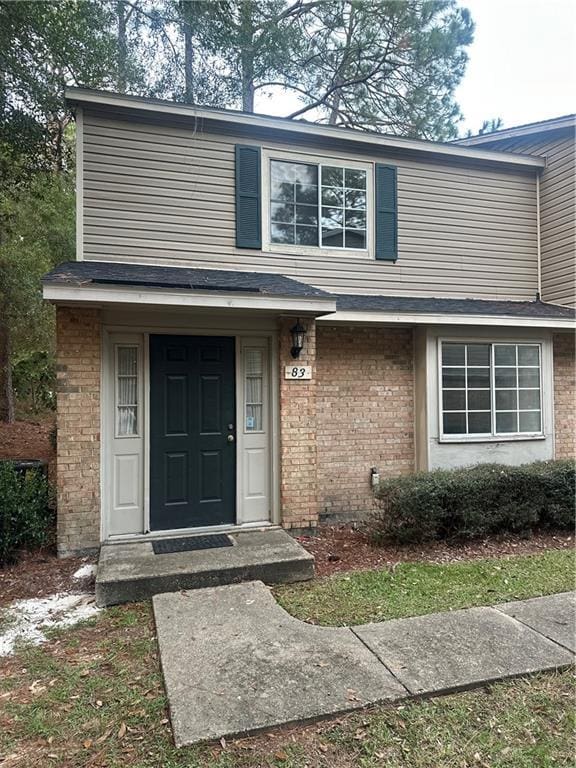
[116,345,139,437]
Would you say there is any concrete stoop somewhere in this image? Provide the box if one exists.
[95,529,313,607]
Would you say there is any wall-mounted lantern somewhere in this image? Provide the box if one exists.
[290,319,306,359]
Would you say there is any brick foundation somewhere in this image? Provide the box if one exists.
[56,307,101,556]
[553,332,576,459]
[278,317,319,531]
[316,325,415,518]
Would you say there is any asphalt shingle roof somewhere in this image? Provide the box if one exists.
[44,261,575,320]
[43,261,331,299]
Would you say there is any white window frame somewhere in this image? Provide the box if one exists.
[438,338,545,442]
[261,148,374,259]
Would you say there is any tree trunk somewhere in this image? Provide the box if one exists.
[116,0,128,92]
[0,294,15,424]
[239,2,255,112]
[178,0,195,103]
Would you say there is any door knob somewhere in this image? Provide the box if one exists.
[227,434,235,443]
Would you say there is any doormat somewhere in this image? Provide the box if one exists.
[152,534,233,555]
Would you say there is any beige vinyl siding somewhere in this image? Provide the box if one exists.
[477,130,575,307]
[82,110,539,300]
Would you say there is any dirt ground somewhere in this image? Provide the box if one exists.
[0,417,56,480]
[297,524,574,577]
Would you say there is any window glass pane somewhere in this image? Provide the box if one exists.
[468,412,491,433]
[442,368,465,389]
[345,230,366,249]
[494,345,517,365]
[270,223,294,244]
[270,181,293,202]
[296,225,318,245]
[345,210,366,229]
[321,207,343,228]
[270,202,294,224]
[443,390,466,411]
[518,345,540,366]
[468,389,491,410]
[518,367,540,388]
[117,406,137,437]
[295,184,318,204]
[118,347,137,376]
[467,368,490,388]
[345,189,366,209]
[442,344,465,366]
[496,390,517,410]
[496,411,518,433]
[519,411,541,432]
[443,412,466,434]
[322,228,343,247]
[467,344,490,366]
[118,376,137,405]
[272,160,317,186]
[246,405,263,432]
[295,204,318,225]
[322,166,343,186]
[345,168,366,189]
[246,377,262,403]
[519,389,540,410]
[321,187,343,206]
[495,367,517,388]
[245,349,263,376]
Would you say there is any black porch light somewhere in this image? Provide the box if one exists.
[290,319,306,359]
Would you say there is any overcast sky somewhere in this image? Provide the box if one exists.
[256,0,576,137]
[456,0,576,135]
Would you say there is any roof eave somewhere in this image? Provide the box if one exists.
[455,115,576,147]
[65,87,545,170]
[318,309,575,329]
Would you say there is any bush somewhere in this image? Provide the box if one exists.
[368,460,575,545]
[0,461,54,566]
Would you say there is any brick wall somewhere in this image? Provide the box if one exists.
[56,307,101,556]
[553,332,576,459]
[316,325,415,518]
[278,317,318,531]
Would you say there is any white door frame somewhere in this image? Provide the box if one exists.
[101,323,280,542]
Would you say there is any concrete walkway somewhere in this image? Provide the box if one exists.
[152,585,575,747]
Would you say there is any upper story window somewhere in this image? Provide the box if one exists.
[263,152,372,256]
[269,160,367,251]
[440,341,543,440]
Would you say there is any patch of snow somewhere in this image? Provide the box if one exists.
[72,563,96,580]
[0,593,100,656]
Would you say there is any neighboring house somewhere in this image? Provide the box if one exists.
[42,90,576,556]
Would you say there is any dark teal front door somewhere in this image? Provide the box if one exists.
[149,335,236,530]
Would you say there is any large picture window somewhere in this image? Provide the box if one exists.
[440,342,542,438]
[269,159,368,250]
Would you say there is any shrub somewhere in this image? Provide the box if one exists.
[0,461,54,566]
[368,460,575,545]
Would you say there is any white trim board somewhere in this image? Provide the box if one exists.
[44,283,336,315]
[317,310,575,330]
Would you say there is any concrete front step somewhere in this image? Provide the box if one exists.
[95,529,314,607]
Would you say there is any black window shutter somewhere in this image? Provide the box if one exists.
[235,144,262,249]
[375,164,398,261]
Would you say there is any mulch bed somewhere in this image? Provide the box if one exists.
[0,549,97,608]
[297,524,575,577]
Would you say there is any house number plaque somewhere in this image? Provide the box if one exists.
[284,365,312,380]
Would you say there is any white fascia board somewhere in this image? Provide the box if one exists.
[317,310,575,330]
[43,282,336,315]
[65,88,545,170]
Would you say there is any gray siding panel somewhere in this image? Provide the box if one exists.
[481,130,575,307]
[81,111,540,300]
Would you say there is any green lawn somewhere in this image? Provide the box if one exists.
[0,548,574,767]
[275,549,575,625]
